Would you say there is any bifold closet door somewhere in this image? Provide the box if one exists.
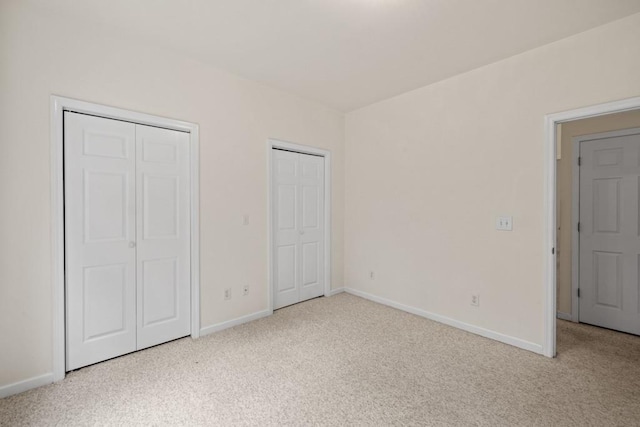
[272,149,325,310]
[135,124,191,350]
[65,112,191,371]
[65,112,137,370]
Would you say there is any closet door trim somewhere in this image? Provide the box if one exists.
[51,96,200,382]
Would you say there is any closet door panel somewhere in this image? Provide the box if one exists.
[65,112,137,370]
[273,150,300,309]
[135,125,191,350]
[298,153,324,302]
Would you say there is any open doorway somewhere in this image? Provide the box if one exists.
[549,102,640,356]
[557,111,640,324]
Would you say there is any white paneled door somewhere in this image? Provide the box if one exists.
[65,112,190,370]
[65,113,137,371]
[272,149,325,310]
[579,128,640,335]
[135,125,191,350]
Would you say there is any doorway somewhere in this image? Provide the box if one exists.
[268,139,332,311]
[51,96,200,380]
[558,121,640,336]
[545,97,640,357]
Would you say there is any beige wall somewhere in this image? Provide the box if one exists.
[556,111,640,315]
[345,13,640,347]
[0,2,344,388]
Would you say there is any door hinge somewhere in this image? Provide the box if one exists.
[578,156,582,166]
[577,288,581,298]
[577,222,581,232]
[551,247,555,255]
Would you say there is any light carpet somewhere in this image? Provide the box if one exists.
[2,293,640,426]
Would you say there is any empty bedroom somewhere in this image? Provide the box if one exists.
[1,0,640,425]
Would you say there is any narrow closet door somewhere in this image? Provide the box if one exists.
[65,112,137,370]
[273,149,324,310]
[135,125,191,350]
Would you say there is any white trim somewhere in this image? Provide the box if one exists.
[571,137,581,323]
[267,139,332,312]
[543,96,640,359]
[190,127,201,339]
[328,287,345,296]
[50,95,200,382]
[543,110,558,358]
[0,373,54,399]
[345,288,543,355]
[556,311,573,321]
[50,97,65,382]
[199,309,272,337]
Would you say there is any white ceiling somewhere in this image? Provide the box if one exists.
[36,0,640,111]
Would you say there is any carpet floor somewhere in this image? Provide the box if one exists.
[1,293,640,426]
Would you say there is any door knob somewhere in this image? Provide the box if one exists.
[129,241,136,248]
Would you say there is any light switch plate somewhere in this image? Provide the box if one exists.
[496,216,513,231]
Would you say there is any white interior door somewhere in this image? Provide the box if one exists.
[136,124,191,350]
[579,128,640,335]
[65,112,191,370]
[272,149,325,310]
[65,112,137,370]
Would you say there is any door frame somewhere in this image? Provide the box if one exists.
[543,95,640,358]
[50,95,200,381]
[570,136,581,323]
[571,127,640,325]
[267,139,332,312]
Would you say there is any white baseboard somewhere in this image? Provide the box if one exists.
[327,287,345,296]
[0,373,53,399]
[556,311,573,321]
[344,288,544,355]
[200,309,272,337]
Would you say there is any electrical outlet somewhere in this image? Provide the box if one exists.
[496,216,513,231]
[243,285,249,296]
[369,271,375,280]
[471,294,480,307]
[224,288,232,300]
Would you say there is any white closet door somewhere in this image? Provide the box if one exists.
[135,125,191,350]
[273,149,324,310]
[65,112,137,370]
